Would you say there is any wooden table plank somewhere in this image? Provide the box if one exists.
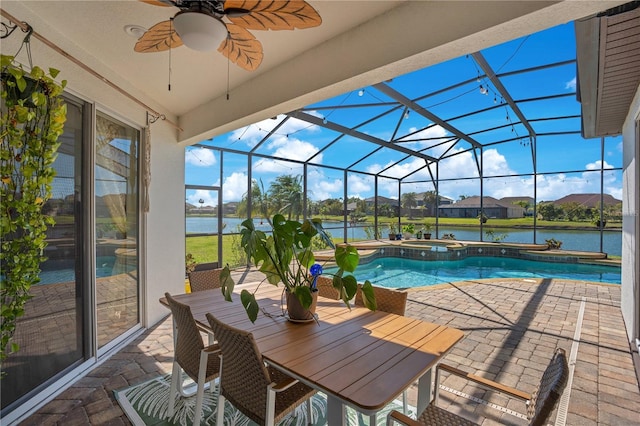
[342,327,464,409]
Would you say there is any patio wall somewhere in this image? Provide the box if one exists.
[145,125,186,327]
[621,84,640,344]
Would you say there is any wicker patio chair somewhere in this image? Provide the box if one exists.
[164,293,221,425]
[206,313,316,426]
[354,284,408,315]
[387,348,569,426]
[315,275,340,300]
[188,268,222,292]
[354,284,409,421]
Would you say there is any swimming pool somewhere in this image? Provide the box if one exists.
[326,256,621,288]
[37,256,134,285]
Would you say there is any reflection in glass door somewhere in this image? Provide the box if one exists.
[95,113,140,349]
[1,98,86,411]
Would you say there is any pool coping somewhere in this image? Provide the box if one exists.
[314,239,621,268]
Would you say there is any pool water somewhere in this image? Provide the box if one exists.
[37,256,130,284]
[327,256,621,288]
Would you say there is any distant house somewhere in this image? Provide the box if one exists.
[365,196,400,214]
[415,193,454,207]
[438,196,525,219]
[364,196,398,207]
[408,193,454,216]
[223,202,238,214]
[500,196,535,216]
[552,193,621,208]
[346,196,399,215]
[500,196,534,206]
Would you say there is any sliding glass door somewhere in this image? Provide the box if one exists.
[1,102,141,416]
[95,113,140,349]
[1,97,87,410]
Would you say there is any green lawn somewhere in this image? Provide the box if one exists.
[186,234,247,267]
[319,215,621,229]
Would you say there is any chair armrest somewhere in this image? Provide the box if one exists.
[203,343,221,354]
[437,363,531,401]
[387,409,421,426]
[271,376,298,392]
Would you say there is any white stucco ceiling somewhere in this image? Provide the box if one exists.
[0,1,629,144]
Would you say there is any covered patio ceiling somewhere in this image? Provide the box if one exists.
[0,1,629,146]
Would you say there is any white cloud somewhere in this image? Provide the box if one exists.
[186,172,249,204]
[483,149,513,176]
[565,77,576,90]
[362,146,625,203]
[309,178,343,200]
[253,137,321,173]
[397,125,450,151]
[186,189,217,207]
[214,113,623,204]
[585,160,614,171]
[347,174,372,196]
[185,147,216,167]
[305,168,347,200]
[439,152,478,180]
[222,172,249,202]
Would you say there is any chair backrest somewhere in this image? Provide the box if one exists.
[206,313,273,425]
[315,275,340,300]
[527,348,569,426]
[355,284,408,316]
[188,268,222,292]
[165,293,206,381]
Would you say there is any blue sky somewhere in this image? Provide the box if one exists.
[185,22,623,207]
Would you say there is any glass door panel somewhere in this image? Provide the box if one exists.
[1,98,85,411]
[95,113,139,349]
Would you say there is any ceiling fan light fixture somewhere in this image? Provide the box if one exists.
[173,11,227,52]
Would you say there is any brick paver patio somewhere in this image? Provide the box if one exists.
[17,274,640,425]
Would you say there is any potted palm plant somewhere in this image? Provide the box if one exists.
[387,222,397,240]
[220,214,376,322]
[423,221,433,239]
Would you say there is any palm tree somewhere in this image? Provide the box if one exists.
[237,179,270,219]
[401,192,417,219]
[422,190,438,216]
[379,203,392,218]
[269,174,303,220]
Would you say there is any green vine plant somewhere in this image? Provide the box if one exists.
[185,253,197,275]
[1,54,67,372]
[485,230,508,242]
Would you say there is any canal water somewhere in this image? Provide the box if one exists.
[186,217,623,256]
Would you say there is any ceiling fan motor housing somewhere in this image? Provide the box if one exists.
[173,9,227,52]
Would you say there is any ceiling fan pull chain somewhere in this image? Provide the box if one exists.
[226,33,230,100]
[168,18,173,91]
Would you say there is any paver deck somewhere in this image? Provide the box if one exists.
[17,273,640,425]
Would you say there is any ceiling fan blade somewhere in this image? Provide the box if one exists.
[134,20,183,52]
[219,24,263,71]
[138,0,173,7]
[224,0,322,31]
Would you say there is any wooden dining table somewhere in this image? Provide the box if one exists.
[160,284,464,425]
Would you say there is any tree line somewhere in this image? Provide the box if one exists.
[234,174,622,225]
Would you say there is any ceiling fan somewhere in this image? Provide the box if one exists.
[134,0,322,71]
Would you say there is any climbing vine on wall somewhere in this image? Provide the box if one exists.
[1,54,67,371]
